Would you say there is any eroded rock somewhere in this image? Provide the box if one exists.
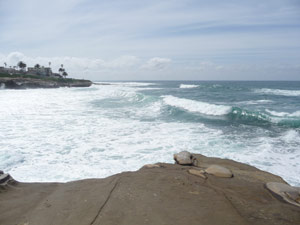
[174,151,196,165]
[205,165,233,178]
[266,182,300,207]
[0,173,15,188]
[188,169,207,179]
[143,164,161,169]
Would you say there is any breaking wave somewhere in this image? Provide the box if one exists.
[179,84,199,89]
[266,109,300,117]
[254,88,300,97]
[162,95,231,116]
[162,95,300,128]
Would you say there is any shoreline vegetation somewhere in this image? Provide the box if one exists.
[1,152,299,225]
[0,61,92,89]
[0,73,92,89]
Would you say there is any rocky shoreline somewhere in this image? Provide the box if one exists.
[0,77,92,89]
[1,153,299,225]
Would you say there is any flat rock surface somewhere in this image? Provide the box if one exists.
[205,164,233,178]
[0,154,299,225]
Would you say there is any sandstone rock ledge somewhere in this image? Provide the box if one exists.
[0,154,299,225]
[0,77,92,89]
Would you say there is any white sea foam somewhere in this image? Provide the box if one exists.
[238,100,274,105]
[179,84,199,89]
[162,95,232,116]
[266,109,300,117]
[0,83,5,89]
[223,130,300,186]
[94,82,156,87]
[254,88,300,97]
[0,83,299,186]
[0,87,220,182]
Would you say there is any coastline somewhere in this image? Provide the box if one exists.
[0,74,92,89]
[1,153,299,225]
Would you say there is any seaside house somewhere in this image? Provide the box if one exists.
[26,67,53,76]
[1,63,66,78]
[0,66,21,75]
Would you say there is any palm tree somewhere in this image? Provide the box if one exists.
[58,67,65,73]
[62,71,68,78]
[4,62,7,68]
[48,62,51,68]
[34,64,41,69]
[17,61,27,72]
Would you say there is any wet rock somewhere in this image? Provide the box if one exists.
[0,170,3,175]
[205,165,233,178]
[174,151,193,165]
[266,182,300,207]
[188,169,207,179]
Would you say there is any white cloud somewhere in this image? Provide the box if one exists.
[1,52,299,80]
[141,57,171,70]
[6,52,25,66]
[1,0,299,80]
[0,52,174,79]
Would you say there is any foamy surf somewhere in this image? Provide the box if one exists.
[179,84,199,89]
[1,81,300,187]
[266,109,300,117]
[254,88,300,97]
[162,95,231,116]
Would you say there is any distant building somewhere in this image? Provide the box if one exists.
[0,67,20,74]
[1,65,66,78]
[27,67,53,76]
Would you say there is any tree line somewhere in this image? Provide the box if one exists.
[3,61,68,78]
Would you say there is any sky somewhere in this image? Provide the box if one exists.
[0,0,300,80]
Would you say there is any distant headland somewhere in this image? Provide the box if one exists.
[0,61,92,89]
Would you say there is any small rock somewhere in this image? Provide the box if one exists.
[266,182,300,207]
[174,151,193,165]
[0,173,11,185]
[143,164,161,169]
[205,165,233,178]
[188,169,207,179]
[192,158,198,167]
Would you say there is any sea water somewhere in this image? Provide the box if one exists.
[0,81,299,186]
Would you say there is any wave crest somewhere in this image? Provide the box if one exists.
[179,84,199,89]
[254,88,300,97]
[162,95,231,116]
[266,109,300,117]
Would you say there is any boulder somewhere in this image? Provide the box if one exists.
[174,151,193,165]
[205,165,233,178]
[266,182,300,207]
[0,173,11,185]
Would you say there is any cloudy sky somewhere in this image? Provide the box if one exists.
[0,0,299,80]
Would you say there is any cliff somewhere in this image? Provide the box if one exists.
[0,74,92,89]
[0,154,299,225]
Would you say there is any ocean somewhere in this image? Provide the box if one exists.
[0,81,300,186]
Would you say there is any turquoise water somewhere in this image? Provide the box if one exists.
[0,81,299,185]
